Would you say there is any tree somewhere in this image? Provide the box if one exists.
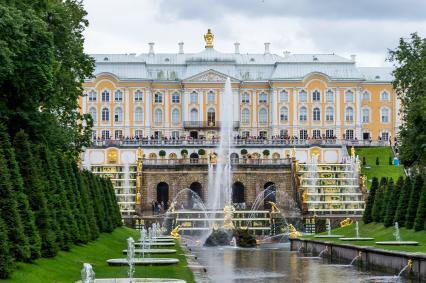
[0,125,40,261]
[13,130,57,257]
[389,33,426,170]
[375,157,380,165]
[372,178,387,223]
[406,174,424,229]
[0,218,14,279]
[159,150,166,158]
[414,181,426,231]
[381,178,395,224]
[362,156,366,166]
[363,177,378,224]
[394,177,412,227]
[198,148,206,156]
[389,156,393,165]
[262,149,270,157]
[384,177,402,227]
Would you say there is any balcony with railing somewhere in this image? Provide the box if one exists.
[141,157,292,167]
[183,121,240,129]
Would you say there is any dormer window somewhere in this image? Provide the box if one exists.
[103,57,109,61]
[164,58,170,62]
[313,56,318,61]
[250,58,255,62]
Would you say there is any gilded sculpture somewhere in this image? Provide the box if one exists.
[204,29,214,48]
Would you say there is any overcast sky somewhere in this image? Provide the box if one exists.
[82,0,426,67]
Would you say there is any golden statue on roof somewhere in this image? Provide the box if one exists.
[204,29,214,48]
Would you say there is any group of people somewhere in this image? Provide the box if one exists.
[151,200,170,215]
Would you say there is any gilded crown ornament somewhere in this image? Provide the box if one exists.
[204,29,214,48]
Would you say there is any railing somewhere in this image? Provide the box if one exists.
[183,121,240,129]
[91,138,390,148]
[142,158,292,166]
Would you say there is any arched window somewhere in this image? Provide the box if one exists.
[154,108,163,124]
[326,107,334,121]
[114,107,123,122]
[242,108,250,123]
[313,107,321,121]
[207,91,215,104]
[259,92,267,103]
[134,90,143,101]
[299,107,307,121]
[154,92,163,103]
[362,108,370,123]
[312,90,320,102]
[381,107,390,123]
[280,90,288,102]
[299,89,307,102]
[326,89,334,103]
[381,91,389,101]
[362,91,370,101]
[207,108,215,125]
[89,107,97,122]
[172,92,180,103]
[101,107,109,121]
[171,108,180,125]
[88,90,97,102]
[101,90,110,102]
[259,108,268,123]
[114,90,123,102]
[345,107,354,122]
[241,92,250,103]
[280,107,288,122]
[345,90,354,102]
[190,91,198,104]
[134,107,144,122]
[190,108,198,121]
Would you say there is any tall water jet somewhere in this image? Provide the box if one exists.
[81,263,95,283]
[207,77,235,210]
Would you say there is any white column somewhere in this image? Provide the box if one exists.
[183,90,189,121]
[270,88,278,136]
[145,88,152,136]
[355,87,362,139]
[199,89,204,121]
[252,91,257,127]
[233,89,240,125]
[335,87,341,138]
[124,88,130,137]
[165,90,170,127]
[292,87,298,136]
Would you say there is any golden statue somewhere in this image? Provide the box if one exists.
[204,29,214,48]
[137,147,144,159]
[268,201,280,213]
[170,225,181,239]
[223,204,235,229]
[168,201,176,213]
[302,191,308,203]
[209,151,217,164]
[291,146,296,158]
[136,191,141,205]
[340,218,353,228]
[288,224,303,239]
[351,146,355,158]
[212,223,220,231]
[362,175,367,188]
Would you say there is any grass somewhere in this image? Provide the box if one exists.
[2,227,194,283]
[304,222,426,254]
[355,147,405,187]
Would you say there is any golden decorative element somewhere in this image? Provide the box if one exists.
[204,29,214,48]
[212,223,220,231]
[408,259,413,270]
[351,146,355,158]
[168,201,176,213]
[302,191,308,203]
[170,225,181,239]
[340,218,353,228]
[137,147,144,159]
[136,192,141,205]
[268,201,280,213]
[107,148,118,163]
[209,151,217,164]
[149,153,157,159]
[362,175,367,188]
[292,146,296,158]
[223,204,235,229]
[272,152,280,159]
[252,152,260,159]
[288,224,303,239]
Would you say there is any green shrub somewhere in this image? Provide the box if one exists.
[198,149,206,156]
[159,150,166,157]
[406,174,424,229]
[414,181,426,231]
[180,149,188,157]
[363,177,378,224]
[241,149,248,155]
[389,156,393,165]
[362,156,366,166]
[262,149,270,157]
[375,157,380,165]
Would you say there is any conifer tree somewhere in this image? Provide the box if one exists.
[384,178,401,227]
[381,178,393,223]
[0,218,15,279]
[108,180,122,227]
[13,131,58,257]
[372,178,387,222]
[0,125,39,261]
[363,177,378,224]
[100,178,114,233]
[88,174,106,232]
[414,181,426,231]
[406,174,424,229]
[394,177,412,226]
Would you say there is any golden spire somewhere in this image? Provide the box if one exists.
[204,29,214,48]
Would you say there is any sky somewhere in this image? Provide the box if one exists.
[82,0,426,67]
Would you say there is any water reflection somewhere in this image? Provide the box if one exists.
[193,244,416,283]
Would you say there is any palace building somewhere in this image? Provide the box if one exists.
[79,30,395,221]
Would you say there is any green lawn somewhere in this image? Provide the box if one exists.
[305,222,426,253]
[355,147,405,187]
[2,227,194,283]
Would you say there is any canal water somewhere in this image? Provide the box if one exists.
[193,243,418,283]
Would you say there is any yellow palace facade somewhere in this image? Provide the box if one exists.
[80,31,399,143]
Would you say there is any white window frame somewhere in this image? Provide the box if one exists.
[134,90,143,102]
[380,91,390,101]
[114,107,123,122]
[241,92,250,104]
[299,106,307,122]
[381,107,390,123]
[154,92,163,103]
[241,108,250,124]
[325,89,334,103]
[280,107,288,122]
[312,90,321,102]
[114,90,123,102]
[279,90,288,103]
[171,108,180,125]
[134,107,144,123]
[207,91,215,104]
[190,91,198,104]
[101,90,110,102]
[259,108,268,123]
[154,108,163,125]
[299,90,307,102]
[101,107,109,122]
[88,90,97,102]
[345,90,354,103]
[362,108,370,123]
[258,92,267,104]
[345,107,354,122]
[172,92,180,103]
[325,107,334,122]
[312,107,321,121]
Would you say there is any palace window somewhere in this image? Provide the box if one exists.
[241,92,250,103]
[313,129,321,139]
[312,90,321,102]
[362,91,370,101]
[313,107,321,121]
[326,129,334,138]
[345,90,354,103]
[280,107,288,122]
[345,107,354,122]
[172,131,180,139]
[299,90,307,102]
[242,131,250,138]
[88,90,97,102]
[135,130,143,138]
[114,107,123,122]
[259,131,267,138]
[381,132,389,141]
[326,89,334,103]
[134,107,144,122]
[207,108,216,125]
[381,107,390,123]
[115,130,123,139]
[259,92,267,103]
[101,107,109,122]
[325,107,334,121]
[362,108,370,123]
[345,129,354,140]
[154,92,163,103]
[92,130,97,139]
[101,90,110,102]
[381,91,390,101]
[280,90,288,102]
[259,108,268,123]
[207,91,215,104]
[134,90,143,101]
[190,108,198,122]
[89,107,97,122]
[299,129,308,140]
[242,108,250,124]
[190,91,198,104]
[299,107,307,121]
[172,92,180,103]
[280,129,288,138]
[154,108,163,125]
[171,108,180,125]
[114,90,123,102]
[101,130,110,139]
